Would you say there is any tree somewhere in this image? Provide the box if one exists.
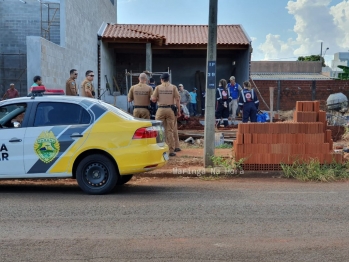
[337,65,349,80]
[297,55,325,66]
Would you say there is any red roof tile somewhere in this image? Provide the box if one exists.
[102,24,250,46]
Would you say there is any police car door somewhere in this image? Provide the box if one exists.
[0,103,28,176]
[24,101,91,177]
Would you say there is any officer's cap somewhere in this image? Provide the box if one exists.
[160,73,170,80]
[229,76,235,80]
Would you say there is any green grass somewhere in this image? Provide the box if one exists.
[281,159,349,182]
[198,155,245,180]
[215,143,232,149]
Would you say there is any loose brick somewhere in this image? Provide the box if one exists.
[325,130,332,143]
[244,133,252,144]
[238,124,243,134]
[236,133,243,144]
[318,110,326,124]
[296,101,303,111]
[313,101,320,112]
[252,133,258,144]
[323,143,330,152]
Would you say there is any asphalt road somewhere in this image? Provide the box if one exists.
[1,177,349,262]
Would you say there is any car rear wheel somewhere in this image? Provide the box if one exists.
[76,154,118,195]
[116,174,133,186]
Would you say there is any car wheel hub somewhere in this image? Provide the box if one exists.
[84,163,108,187]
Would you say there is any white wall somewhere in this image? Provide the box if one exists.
[27,0,116,94]
[99,41,129,111]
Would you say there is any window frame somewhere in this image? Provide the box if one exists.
[0,102,30,129]
[30,101,92,127]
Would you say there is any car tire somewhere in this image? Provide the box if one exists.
[76,154,118,195]
[116,174,133,186]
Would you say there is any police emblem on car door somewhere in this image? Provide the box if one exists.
[34,131,60,163]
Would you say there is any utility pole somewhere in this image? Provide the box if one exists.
[204,0,218,167]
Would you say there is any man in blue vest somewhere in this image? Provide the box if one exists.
[228,76,242,121]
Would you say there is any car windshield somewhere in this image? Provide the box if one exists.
[102,101,134,120]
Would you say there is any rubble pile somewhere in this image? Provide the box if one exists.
[177,117,204,130]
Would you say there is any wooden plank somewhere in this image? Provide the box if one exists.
[178,130,237,140]
[113,76,121,92]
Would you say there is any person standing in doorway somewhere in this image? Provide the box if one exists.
[189,88,198,116]
[152,73,181,157]
[66,69,78,96]
[128,73,153,119]
[148,77,156,90]
[228,76,242,120]
[31,75,42,87]
[178,84,191,118]
[2,83,19,100]
[81,70,95,98]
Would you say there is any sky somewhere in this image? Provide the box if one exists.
[117,0,349,68]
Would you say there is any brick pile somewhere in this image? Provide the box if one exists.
[234,101,344,171]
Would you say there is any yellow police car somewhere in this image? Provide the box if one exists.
[0,91,169,194]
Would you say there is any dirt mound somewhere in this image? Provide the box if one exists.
[178,118,204,130]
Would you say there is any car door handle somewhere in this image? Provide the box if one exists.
[9,138,22,143]
[70,133,83,138]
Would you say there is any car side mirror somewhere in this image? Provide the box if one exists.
[12,121,21,128]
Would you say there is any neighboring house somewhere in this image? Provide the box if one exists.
[0,0,116,96]
[0,0,60,95]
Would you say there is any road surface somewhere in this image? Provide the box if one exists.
[0,177,349,261]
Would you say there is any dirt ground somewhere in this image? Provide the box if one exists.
[1,134,348,186]
[0,141,230,186]
[160,147,232,170]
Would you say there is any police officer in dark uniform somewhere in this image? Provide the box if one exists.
[151,73,181,157]
[238,81,259,123]
[215,79,232,127]
[148,77,157,120]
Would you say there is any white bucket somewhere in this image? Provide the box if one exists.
[215,133,224,147]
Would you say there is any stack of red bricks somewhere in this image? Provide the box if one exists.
[233,101,343,171]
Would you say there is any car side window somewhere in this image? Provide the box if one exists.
[0,103,27,128]
[33,102,91,126]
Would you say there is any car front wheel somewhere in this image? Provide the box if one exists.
[76,154,118,195]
